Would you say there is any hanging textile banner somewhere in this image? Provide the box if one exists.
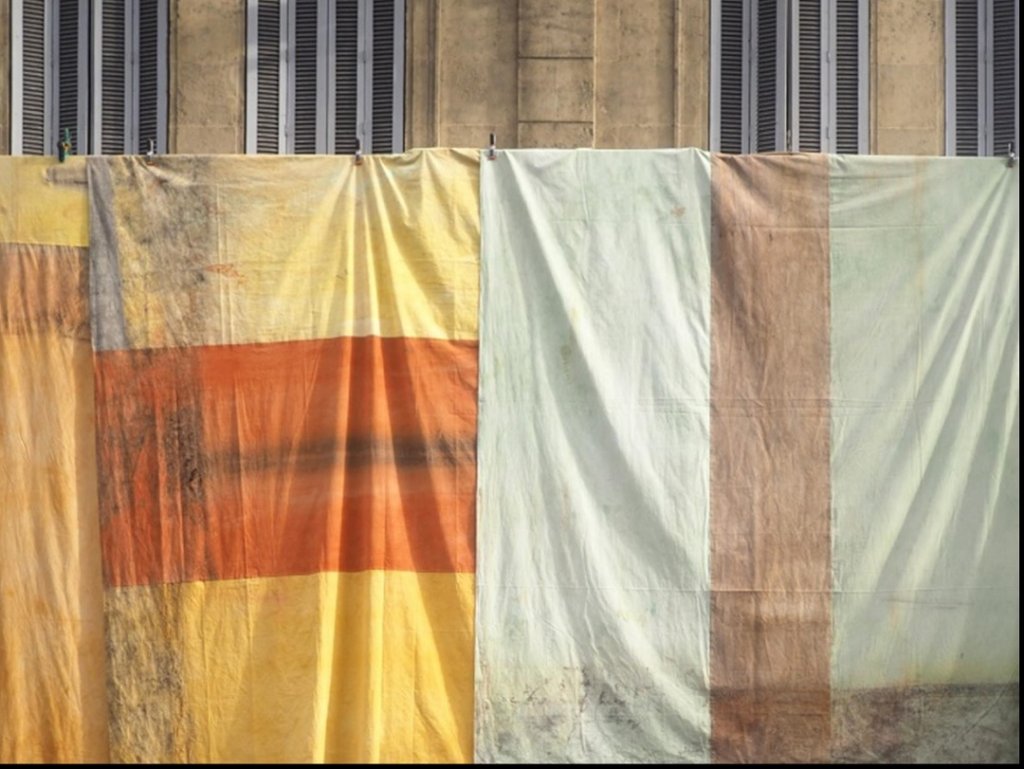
[476,150,1019,763]
[477,149,714,762]
[87,151,480,763]
[0,158,110,763]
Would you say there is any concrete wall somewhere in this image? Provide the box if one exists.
[1,0,10,155]
[871,0,945,155]
[169,0,246,153]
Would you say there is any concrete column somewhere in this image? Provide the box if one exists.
[434,0,518,149]
[170,0,246,153]
[517,0,595,148]
[872,0,945,155]
[595,0,676,147]
[675,0,709,149]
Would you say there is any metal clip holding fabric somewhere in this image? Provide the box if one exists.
[487,133,497,161]
[1008,142,1017,168]
[145,138,156,166]
[57,128,72,163]
[354,139,364,166]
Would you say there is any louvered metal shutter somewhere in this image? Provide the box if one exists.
[254,0,284,153]
[952,0,982,155]
[793,0,822,151]
[990,0,1018,156]
[753,0,782,152]
[14,0,48,155]
[715,0,746,153]
[368,0,402,153]
[833,0,863,153]
[334,0,360,153]
[137,0,163,153]
[292,0,320,153]
[96,0,127,154]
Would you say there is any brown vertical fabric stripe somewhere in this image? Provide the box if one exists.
[709,155,831,762]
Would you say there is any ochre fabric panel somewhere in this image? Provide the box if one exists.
[0,243,90,339]
[95,335,478,587]
[709,154,831,763]
[0,158,88,247]
[0,243,109,762]
[103,571,475,763]
[88,151,480,351]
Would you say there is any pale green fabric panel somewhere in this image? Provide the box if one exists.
[830,157,1019,689]
[475,150,712,762]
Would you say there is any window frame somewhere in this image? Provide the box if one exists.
[11,0,168,156]
[245,0,406,155]
[946,0,1020,156]
[711,0,868,154]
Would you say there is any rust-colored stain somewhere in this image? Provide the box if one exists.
[203,263,246,281]
[95,335,478,587]
[709,154,831,763]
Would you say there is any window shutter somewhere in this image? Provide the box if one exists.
[753,0,783,152]
[793,0,822,151]
[292,0,320,153]
[136,0,167,154]
[14,0,48,155]
[96,0,127,154]
[833,0,865,153]
[990,0,1018,156]
[952,0,981,155]
[714,0,746,153]
[252,0,283,153]
[368,0,403,153]
[334,0,360,153]
[56,0,88,155]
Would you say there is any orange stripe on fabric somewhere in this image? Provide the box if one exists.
[95,335,478,587]
[0,243,89,339]
[709,154,832,762]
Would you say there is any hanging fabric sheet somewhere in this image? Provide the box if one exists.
[476,150,1019,763]
[87,151,480,762]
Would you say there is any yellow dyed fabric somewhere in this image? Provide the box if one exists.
[104,572,475,763]
[87,150,482,763]
[88,151,480,351]
[0,158,88,247]
[0,158,108,763]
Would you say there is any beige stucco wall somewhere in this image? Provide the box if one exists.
[169,0,246,153]
[871,0,946,155]
[405,0,710,150]
[1,0,10,155]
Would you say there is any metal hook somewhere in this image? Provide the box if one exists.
[145,138,156,165]
[487,133,497,161]
[1008,141,1017,168]
[354,139,363,165]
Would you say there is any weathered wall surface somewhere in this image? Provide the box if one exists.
[169,0,246,154]
[405,0,710,150]
[871,0,945,155]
